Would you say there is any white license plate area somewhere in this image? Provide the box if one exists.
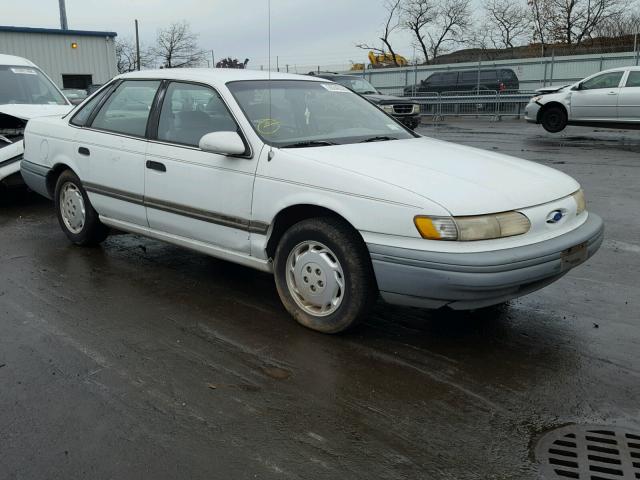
[561,242,588,271]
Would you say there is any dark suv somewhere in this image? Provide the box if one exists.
[311,72,421,130]
[404,68,519,95]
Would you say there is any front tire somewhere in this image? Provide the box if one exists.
[54,170,109,246]
[273,217,377,334]
[541,105,568,133]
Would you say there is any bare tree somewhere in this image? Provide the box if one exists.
[427,0,472,61]
[356,0,404,66]
[402,0,438,63]
[151,21,205,68]
[115,37,152,73]
[547,0,623,44]
[528,0,553,48]
[483,0,532,48]
[593,10,640,36]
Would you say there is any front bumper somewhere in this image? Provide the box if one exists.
[525,102,541,124]
[368,213,604,310]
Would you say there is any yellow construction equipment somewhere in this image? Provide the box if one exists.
[367,51,408,68]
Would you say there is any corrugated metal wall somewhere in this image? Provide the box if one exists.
[0,31,117,87]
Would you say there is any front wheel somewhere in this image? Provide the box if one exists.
[54,170,109,246]
[541,105,568,133]
[273,217,377,334]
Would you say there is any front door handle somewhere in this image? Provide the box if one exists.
[78,147,90,156]
[146,160,166,172]
[607,91,618,95]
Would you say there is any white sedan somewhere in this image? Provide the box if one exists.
[22,69,604,333]
[525,66,640,132]
[1,54,72,188]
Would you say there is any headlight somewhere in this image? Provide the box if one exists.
[382,105,395,114]
[572,189,586,215]
[411,104,420,114]
[414,211,531,241]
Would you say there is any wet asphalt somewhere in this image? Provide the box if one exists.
[1,119,639,479]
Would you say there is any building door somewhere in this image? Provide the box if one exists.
[62,74,93,89]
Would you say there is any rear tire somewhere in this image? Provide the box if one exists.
[54,170,109,246]
[273,217,377,334]
[541,105,568,133]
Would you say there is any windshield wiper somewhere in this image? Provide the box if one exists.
[360,136,398,143]
[280,140,337,148]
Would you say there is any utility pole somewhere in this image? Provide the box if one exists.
[58,0,69,30]
[135,20,141,71]
[211,50,215,68]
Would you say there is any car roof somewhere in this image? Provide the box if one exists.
[117,68,326,85]
[0,54,36,67]
[599,66,640,73]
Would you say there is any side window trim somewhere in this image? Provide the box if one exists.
[85,80,121,127]
[68,81,119,127]
[147,79,170,140]
[150,80,251,157]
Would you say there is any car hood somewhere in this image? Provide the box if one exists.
[290,137,579,215]
[535,84,571,94]
[0,104,72,120]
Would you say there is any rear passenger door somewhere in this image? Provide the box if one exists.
[144,81,256,253]
[618,71,640,122]
[75,80,160,226]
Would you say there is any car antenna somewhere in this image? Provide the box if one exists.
[267,0,275,162]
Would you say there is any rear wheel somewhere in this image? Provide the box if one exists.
[541,105,568,133]
[273,217,377,334]
[54,170,109,246]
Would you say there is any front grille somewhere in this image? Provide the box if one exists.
[535,424,640,479]
[393,104,413,114]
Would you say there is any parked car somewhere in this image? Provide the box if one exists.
[62,88,88,105]
[526,66,640,133]
[404,68,520,95]
[0,54,72,189]
[21,69,603,333]
[310,72,421,129]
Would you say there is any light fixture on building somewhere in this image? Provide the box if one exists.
[71,42,78,49]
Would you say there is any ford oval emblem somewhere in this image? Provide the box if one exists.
[546,210,564,224]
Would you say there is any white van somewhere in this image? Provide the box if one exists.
[1,54,72,187]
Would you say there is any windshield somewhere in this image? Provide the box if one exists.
[332,77,378,95]
[0,65,68,106]
[227,80,414,147]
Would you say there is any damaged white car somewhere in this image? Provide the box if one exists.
[1,54,72,188]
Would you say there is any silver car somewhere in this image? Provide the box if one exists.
[525,66,640,133]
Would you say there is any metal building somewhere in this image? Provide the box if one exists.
[0,26,118,89]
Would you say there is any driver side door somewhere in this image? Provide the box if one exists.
[144,81,257,253]
[570,71,624,121]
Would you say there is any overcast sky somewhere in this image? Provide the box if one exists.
[3,0,422,71]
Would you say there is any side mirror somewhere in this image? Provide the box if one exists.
[572,82,583,91]
[199,131,246,156]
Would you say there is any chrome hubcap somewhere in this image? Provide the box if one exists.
[286,241,345,317]
[60,182,86,234]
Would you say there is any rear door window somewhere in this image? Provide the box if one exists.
[90,80,160,137]
[624,71,640,87]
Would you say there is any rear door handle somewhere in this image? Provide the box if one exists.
[78,147,90,156]
[146,160,166,172]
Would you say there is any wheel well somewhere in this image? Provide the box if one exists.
[265,205,357,259]
[46,164,73,198]
[538,101,567,122]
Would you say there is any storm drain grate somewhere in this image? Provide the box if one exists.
[536,425,640,480]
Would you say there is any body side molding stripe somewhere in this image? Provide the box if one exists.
[84,182,269,235]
